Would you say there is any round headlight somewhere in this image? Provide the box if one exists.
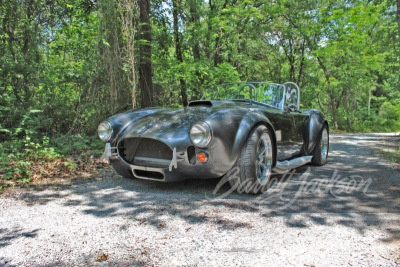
[98,121,113,142]
[190,122,212,147]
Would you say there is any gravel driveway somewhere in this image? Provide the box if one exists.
[1,133,400,266]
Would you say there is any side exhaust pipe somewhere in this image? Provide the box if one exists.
[272,156,313,174]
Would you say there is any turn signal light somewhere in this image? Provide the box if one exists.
[198,152,208,162]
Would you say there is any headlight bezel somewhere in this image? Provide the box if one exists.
[98,121,113,142]
[190,121,212,148]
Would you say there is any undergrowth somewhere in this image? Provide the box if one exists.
[0,109,107,189]
[381,143,400,164]
[0,134,106,189]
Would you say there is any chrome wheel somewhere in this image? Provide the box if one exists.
[256,132,273,184]
[321,128,328,160]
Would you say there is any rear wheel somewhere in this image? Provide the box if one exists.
[110,159,134,178]
[312,125,329,166]
[229,125,274,194]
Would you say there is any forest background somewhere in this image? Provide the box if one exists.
[1,0,400,185]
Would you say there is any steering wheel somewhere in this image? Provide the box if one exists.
[286,103,298,111]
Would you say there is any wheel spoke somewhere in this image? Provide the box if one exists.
[258,161,267,169]
[260,168,268,178]
[257,141,263,151]
[255,132,273,184]
[259,147,266,157]
[320,128,328,160]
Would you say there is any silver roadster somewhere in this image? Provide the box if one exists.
[98,82,329,193]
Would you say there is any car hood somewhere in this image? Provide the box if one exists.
[108,100,279,146]
[122,106,211,139]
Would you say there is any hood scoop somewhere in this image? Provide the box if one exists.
[188,100,213,107]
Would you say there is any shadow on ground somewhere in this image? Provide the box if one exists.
[0,228,39,248]
[16,134,400,245]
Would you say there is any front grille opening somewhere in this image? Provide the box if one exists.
[187,145,196,165]
[136,138,172,159]
[118,138,173,167]
[133,170,164,180]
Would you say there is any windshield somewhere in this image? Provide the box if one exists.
[201,82,286,109]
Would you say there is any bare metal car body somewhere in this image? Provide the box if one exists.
[99,82,329,187]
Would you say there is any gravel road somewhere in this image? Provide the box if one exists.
[1,133,400,266]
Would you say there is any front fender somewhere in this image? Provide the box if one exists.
[241,111,277,166]
[207,109,276,169]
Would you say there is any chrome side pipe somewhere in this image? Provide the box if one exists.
[272,155,313,174]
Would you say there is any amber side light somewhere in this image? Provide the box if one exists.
[198,153,207,162]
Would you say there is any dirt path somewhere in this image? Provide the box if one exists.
[1,133,399,266]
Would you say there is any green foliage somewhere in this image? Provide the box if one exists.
[0,132,103,183]
[0,104,103,183]
[383,147,400,164]
[0,0,398,134]
[151,0,400,132]
[374,102,400,131]
[0,0,399,186]
[0,137,58,182]
[351,101,400,132]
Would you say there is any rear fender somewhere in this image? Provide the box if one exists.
[304,109,328,154]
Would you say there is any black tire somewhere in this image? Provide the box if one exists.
[110,159,135,178]
[312,124,329,166]
[229,125,274,194]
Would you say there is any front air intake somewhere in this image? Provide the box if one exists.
[118,137,173,168]
[133,169,164,180]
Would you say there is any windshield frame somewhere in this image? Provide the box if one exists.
[201,82,300,111]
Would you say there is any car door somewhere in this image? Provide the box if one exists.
[283,86,307,156]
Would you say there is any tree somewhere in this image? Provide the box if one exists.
[172,0,188,106]
[138,0,153,107]
[397,0,400,59]
[118,0,138,108]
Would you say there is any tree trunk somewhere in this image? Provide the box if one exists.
[281,37,295,82]
[172,0,188,106]
[138,0,153,107]
[213,34,221,67]
[189,0,201,61]
[296,40,306,87]
[189,0,203,99]
[397,0,400,60]
[212,0,228,67]
[204,0,214,60]
[289,39,295,82]
[317,57,338,129]
[345,90,352,130]
[118,0,138,109]
[368,89,371,117]
[329,87,339,129]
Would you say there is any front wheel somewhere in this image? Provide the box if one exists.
[312,125,329,166]
[229,125,274,194]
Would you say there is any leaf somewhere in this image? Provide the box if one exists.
[95,253,108,262]
[29,109,42,113]
[0,129,11,133]
[102,40,111,47]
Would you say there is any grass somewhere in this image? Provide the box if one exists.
[382,149,400,164]
[380,138,400,164]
